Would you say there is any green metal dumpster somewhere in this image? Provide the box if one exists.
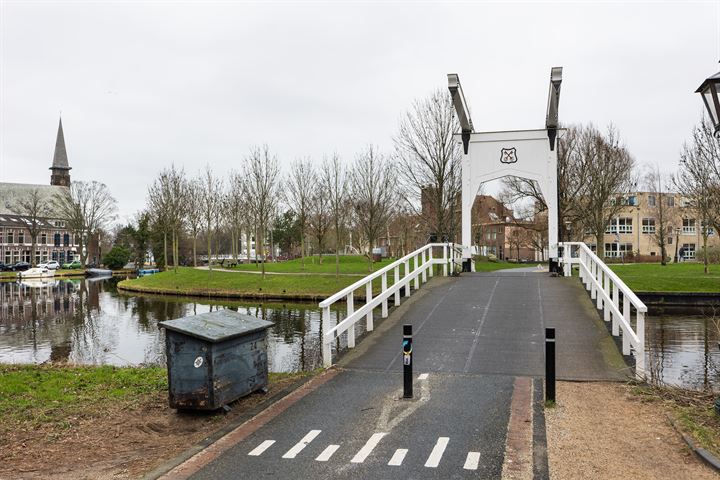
[159,310,274,411]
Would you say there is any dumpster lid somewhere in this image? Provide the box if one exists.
[159,310,274,343]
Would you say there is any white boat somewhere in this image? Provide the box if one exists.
[18,267,55,279]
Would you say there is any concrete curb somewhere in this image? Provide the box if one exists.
[141,374,320,480]
[666,414,720,473]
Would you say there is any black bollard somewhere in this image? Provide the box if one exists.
[403,324,413,398]
[545,327,556,403]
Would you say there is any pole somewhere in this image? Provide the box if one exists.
[403,324,413,398]
[545,327,556,403]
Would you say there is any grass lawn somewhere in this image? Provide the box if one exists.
[609,263,720,292]
[229,255,395,274]
[118,267,395,299]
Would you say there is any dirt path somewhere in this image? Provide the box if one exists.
[545,382,718,479]
[0,376,305,480]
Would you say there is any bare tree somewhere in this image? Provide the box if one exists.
[13,188,51,266]
[321,153,348,277]
[394,88,461,242]
[287,158,314,269]
[227,171,246,265]
[676,118,720,273]
[199,165,223,271]
[309,180,331,264]
[54,181,117,268]
[576,125,636,257]
[350,145,397,270]
[185,178,203,267]
[148,165,187,272]
[644,165,677,266]
[243,145,281,278]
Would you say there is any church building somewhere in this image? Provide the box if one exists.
[0,119,82,265]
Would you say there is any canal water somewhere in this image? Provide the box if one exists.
[1,277,719,389]
[0,277,353,373]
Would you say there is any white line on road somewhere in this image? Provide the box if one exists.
[418,373,429,380]
[282,430,321,459]
[351,432,387,463]
[388,448,408,466]
[463,451,481,470]
[424,437,449,468]
[248,440,275,456]
[315,444,340,462]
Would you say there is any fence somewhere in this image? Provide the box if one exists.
[319,243,463,367]
[560,242,648,375]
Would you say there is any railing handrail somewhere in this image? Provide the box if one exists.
[560,241,647,313]
[318,243,455,307]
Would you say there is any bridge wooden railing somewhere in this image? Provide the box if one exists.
[560,242,648,375]
[319,243,464,367]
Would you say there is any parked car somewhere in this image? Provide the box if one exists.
[12,262,31,272]
[0,262,13,272]
[62,260,82,269]
[37,260,61,270]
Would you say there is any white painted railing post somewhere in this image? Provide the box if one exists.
[622,295,630,355]
[590,260,597,300]
[394,265,400,305]
[381,272,388,318]
[322,306,332,367]
[365,282,374,331]
[443,245,448,277]
[404,260,411,297]
[611,283,619,336]
[421,249,427,283]
[563,244,571,277]
[596,267,603,310]
[413,254,420,290]
[429,247,434,278]
[602,272,610,321]
[347,292,355,348]
[635,311,645,376]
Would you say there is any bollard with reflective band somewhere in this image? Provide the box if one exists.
[403,324,413,398]
[545,327,556,403]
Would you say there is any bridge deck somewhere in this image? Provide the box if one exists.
[186,271,629,480]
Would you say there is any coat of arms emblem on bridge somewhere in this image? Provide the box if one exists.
[500,147,518,164]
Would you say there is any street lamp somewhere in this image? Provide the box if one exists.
[695,69,720,137]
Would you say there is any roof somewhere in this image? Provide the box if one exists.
[51,118,71,170]
[0,182,67,216]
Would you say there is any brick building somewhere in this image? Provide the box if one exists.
[0,119,83,265]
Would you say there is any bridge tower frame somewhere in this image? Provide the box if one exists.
[448,67,563,269]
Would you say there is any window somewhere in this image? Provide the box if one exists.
[680,243,696,260]
[604,243,633,258]
[668,237,673,245]
[41,232,47,244]
[7,232,13,244]
[667,196,675,207]
[648,195,656,207]
[51,251,58,261]
[617,218,633,234]
[54,233,61,247]
[642,218,656,234]
[18,231,24,244]
[63,234,70,247]
[682,218,696,235]
[701,221,715,236]
[627,196,638,206]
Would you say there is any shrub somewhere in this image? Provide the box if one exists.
[103,246,131,270]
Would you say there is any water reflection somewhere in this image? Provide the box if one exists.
[645,315,720,391]
[0,277,349,372]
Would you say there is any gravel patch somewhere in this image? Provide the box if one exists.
[545,381,718,480]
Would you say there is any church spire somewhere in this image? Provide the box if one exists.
[50,117,71,187]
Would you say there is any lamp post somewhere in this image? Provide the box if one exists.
[674,227,681,263]
[696,68,720,137]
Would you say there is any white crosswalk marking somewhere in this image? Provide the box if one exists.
[424,437,449,468]
[282,430,321,459]
[388,448,408,466]
[315,444,340,462]
[418,373,429,380]
[248,440,275,456]
[463,451,481,470]
[351,432,387,463]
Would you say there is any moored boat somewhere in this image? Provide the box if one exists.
[18,267,55,279]
[86,268,112,277]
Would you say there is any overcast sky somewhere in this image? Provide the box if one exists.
[1,0,719,221]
